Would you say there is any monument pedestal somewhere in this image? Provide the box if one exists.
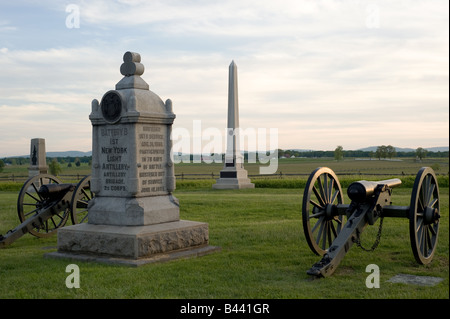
[47,220,219,266]
[28,168,48,178]
[213,167,255,189]
[87,195,180,226]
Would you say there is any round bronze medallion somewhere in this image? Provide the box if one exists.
[101,91,122,123]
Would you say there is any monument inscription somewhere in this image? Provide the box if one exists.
[99,125,130,194]
[138,124,167,195]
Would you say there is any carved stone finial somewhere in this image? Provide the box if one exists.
[120,51,144,77]
[115,51,149,90]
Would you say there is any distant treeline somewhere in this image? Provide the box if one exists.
[278,149,449,159]
[1,149,448,166]
[2,156,92,165]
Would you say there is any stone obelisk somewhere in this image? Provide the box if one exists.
[213,61,254,189]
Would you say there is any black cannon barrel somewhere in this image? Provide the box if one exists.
[38,183,75,200]
[347,178,401,202]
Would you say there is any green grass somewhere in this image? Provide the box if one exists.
[0,184,448,299]
[174,156,449,176]
[2,156,448,180]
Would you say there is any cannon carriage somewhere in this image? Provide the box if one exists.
[302,166,441,277]
[0,174,93,248]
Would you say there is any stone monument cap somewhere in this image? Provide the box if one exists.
[115,51,148,90]
[120,51,144,77]
[123,51,141,63]
[90,52,174,122]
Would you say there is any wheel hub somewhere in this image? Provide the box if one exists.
[325,204,337,219]
[423,206,439,225]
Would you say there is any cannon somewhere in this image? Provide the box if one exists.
[302,167,441,277]
[0,174,93,248]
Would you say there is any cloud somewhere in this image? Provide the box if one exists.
[0,0,448,157]
[0,20,17,32]
[0,102,91,156]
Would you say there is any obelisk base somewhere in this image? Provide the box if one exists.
[212,178,255,189]
[46,220,220,266]
[213,167,255,189]
[28,167,48,178]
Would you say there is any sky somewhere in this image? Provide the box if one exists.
[0,0,448,157]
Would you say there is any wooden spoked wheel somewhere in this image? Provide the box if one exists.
[302,167,345,256]
[409,167,440,265]
[70,175,93,224]
[17,174,69,238]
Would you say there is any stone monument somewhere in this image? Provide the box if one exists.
[48,52,219,265]
[213,61,254,189]
[28,138,48,177]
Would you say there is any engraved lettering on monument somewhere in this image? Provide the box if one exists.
[138,125,167,195]
[99,125,130,194]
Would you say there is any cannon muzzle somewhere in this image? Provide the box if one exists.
[347,178,401,202]
[38,183,75,200]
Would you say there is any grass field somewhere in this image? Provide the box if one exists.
[0,158,448,300]
[174,156,449,177]
[1,156,449,181]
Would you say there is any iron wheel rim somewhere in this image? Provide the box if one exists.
[409,167,440,264]
[302,167,344,256]
[17,174,69,238]
[70,175,93,224]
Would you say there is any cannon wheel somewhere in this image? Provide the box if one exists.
[70,175,93,224]
[17,174,70,238]
[302,167,345,256]
[409,167,440,265]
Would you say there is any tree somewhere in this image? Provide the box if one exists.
[49,158,62,176]
[375,145,387,159]
[334,145,344,161]
[0,159,5,173]
[416,147,427,160]
[386,145,397,159]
